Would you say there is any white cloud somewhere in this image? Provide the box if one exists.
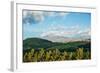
[46,12,70,17]
[41,28,79,37]
[47,24,80,32]
[40,25,90,39]
[58,12,70,17]
[31,11,44,22]
[23,10,71,24]
[23,10,45,24]
[23,11,28,17]
[76,29,91,39]
[79,30,91,36]
[41,31,66,37]
[44,12,56,17]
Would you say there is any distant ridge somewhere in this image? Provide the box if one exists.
[42,35,90,43]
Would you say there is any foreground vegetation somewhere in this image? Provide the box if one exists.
[23,38,91,62]
[23,48,91,62]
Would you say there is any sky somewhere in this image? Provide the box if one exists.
[22,10,91,40]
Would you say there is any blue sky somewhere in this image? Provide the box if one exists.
[22,10,91,40]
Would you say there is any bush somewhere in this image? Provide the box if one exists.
[23,48,91,62]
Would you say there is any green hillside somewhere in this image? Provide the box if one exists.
[23,38,91,52]
[23,38,91,62]
[23,38,54,49]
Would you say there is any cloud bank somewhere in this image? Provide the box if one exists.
[23,10,70,25]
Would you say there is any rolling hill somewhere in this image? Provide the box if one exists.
[23,38,91,52]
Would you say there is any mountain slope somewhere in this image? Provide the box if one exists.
[23,37,91,52]
[23,38,54,50]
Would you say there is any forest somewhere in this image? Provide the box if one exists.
[23,38,91,62]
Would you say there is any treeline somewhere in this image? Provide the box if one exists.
[23,48,91,62]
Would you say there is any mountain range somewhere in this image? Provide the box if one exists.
[41,35,90,43]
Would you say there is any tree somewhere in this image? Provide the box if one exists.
[23,52,28,62]
[76,48,83,59]
[30,48,35,56]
